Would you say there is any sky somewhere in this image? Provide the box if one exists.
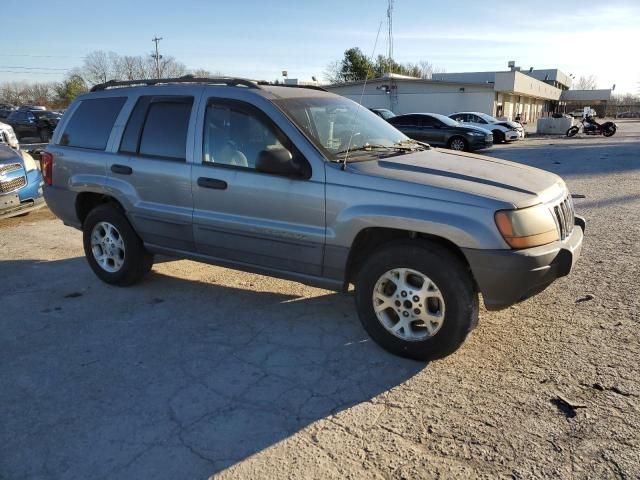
[2,0,639,94]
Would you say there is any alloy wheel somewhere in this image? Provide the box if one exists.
[90,221,125,273]
[372,268,446,341]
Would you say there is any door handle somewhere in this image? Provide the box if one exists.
[111,164,132,175]
[197,177,227,189]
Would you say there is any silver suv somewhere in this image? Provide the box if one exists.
[43,77,585,360]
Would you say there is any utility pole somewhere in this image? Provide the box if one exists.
[151,36,163,79]
[387,0,394,73]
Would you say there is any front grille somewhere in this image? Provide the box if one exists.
[0,175,26,193]
[0,131,7,144]
[552,194,575,241]
[0,163,22,175]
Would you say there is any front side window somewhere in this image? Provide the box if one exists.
[203,102,284,168]
[273,96,419,162]
[60,97,126,150]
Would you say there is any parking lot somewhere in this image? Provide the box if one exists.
[1,121,639,479]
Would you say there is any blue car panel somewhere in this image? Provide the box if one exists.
[0,146,45,219]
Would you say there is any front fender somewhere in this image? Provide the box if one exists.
[330,204,508,250]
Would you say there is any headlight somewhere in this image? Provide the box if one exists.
[495,204,559,249]
[468,132,484,137]
[21,152,39,172]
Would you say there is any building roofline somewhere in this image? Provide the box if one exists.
[326,77,495,89]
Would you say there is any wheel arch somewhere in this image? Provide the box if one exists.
[343,227,477,291]
[76,192,126,227]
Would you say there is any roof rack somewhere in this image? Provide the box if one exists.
[90,75,261,92]
[256,81,328,92]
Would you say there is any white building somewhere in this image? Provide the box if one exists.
[326,67,611,121]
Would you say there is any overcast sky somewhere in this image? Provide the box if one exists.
[2,0,638,93]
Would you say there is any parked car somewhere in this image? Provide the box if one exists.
[495,120,525,138]
[0,106,16,121]
[43,77,584,361]
[369,108,396,120]
[388,113,493,151]
[0,121,20,149]
[569,109,585,118]
[449,112,519,143]
[0,145,45,219]
[5,109,59,142]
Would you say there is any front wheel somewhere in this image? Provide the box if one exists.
[83,204,154,286]
[355,241,478,361]
[448,136,468,151]
[566,126,580,137]
[493,130,506,143]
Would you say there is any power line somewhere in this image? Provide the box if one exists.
[0,65,72,71]
[0,54,85,59]
[0,70,66,75]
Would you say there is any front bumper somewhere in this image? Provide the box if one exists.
[468,136,494,151]
[462,215,585,310]
[0,169,45,219]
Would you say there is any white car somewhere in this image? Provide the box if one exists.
[449,112,519,143]
[0,122,19,150]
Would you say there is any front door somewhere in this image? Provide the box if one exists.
[191,98,325,276]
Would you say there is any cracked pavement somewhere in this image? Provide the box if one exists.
[1,121,639,479]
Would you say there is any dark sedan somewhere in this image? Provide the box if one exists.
[5,110,60,142]
[388,113,493,151]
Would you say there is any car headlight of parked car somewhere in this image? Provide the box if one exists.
[494,204,559,249]
[21,152,39,172]
[468,132,485,137]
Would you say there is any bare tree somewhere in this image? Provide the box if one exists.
[574,75,598,90]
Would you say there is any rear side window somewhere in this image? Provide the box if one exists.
[59,97,126,150]
[120,96,193,161]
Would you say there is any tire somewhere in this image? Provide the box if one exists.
[82,204,154,286]
[493,130,505,143]
[603,125,616,137]
[354,240,478,361]
[566,126,579,137]
[447,136,468,152]
[39,127,52,143]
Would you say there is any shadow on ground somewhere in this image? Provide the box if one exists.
[0,258,424,479]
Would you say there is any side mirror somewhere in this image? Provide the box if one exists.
[255,148,309,179]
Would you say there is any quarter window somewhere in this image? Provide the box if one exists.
[59,97,126,150]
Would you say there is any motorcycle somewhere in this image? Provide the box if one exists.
[566,117,616,137]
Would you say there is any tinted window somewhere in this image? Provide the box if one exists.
[203,102,284,168]
[60,97,126,150]
[138,99,193,160]
[422,116,438,127]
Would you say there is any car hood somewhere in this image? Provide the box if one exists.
[0,145,23,165]
[458,124,492,135]
[345,148,565,209]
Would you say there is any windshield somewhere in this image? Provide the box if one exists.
[273,96,414,161]
[375,109,395,120]
[478,113,499,123]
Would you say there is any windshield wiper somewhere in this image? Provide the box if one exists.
[336,141,426,156]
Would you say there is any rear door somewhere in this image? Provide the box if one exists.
[110,94,196,251]
[420,115,446,145]
[191,97,325,276]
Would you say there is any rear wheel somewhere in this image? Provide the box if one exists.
[603,124,616,137]
[355,241,478,361]
[82,204,154,286]
[448,136,468,151]
[566,126,580,137]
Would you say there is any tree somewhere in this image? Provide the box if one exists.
[54,73,88,106]
[574,75,598,90]
[325,47,444,83]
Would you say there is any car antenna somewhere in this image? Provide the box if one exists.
[341,20,384,171]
